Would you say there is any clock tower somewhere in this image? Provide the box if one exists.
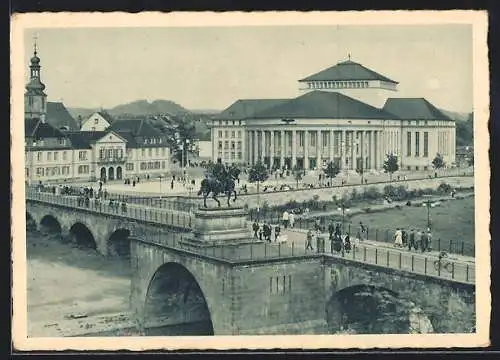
[25,40,47,122]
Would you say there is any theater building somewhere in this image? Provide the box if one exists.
[211,59,456,171]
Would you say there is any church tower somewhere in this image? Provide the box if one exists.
[25,40,47,122]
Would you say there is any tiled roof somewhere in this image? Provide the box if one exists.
[115,130,139,148]
[251,91,397,120]
[109,118,163,137]
[25,118,40,137]
[96,111,115,124]
[46,102,79,130]
[216,99,290,120]
[25,118,67,140]
[64,132,94,149]
[383,98,453,121]
[299,60,398,84]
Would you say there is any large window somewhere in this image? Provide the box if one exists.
[299,132,304,147]
[310,132,316,147]
[218,130,223,138]
[322,132,329,147]
[62,151,67,161]
[37,152,42,161]
[423,132,429,157]
[47,152,52,161]
[218,141,223,150]
[126,163,134,171]
[415,132,420,157]
[54,152,58,161]
[79,151,87,161]
[407,132,412,157]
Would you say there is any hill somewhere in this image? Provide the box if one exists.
[440,109,470,122]
[109,99,189,117]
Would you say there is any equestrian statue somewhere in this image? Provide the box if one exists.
[197,161,241,208]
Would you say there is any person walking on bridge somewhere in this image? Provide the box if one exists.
[282,210,290,229]
[306,229,314,251]
[393,228,403,248]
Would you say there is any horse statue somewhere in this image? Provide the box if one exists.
[197,163,240,208]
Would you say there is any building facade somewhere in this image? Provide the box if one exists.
[24,46,173,184]
[211,59,457,171]
[80,111,115,131]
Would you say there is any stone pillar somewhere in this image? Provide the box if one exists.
[351,131,356,171]
[370,130,375,170]
[280,130,285,169]
[329,130,334,161]
[316,131,321,169]
[260,130,266,164]
[360,131,365,171]
[292,130,297,168]
[304,130,309,170]
[253,130,258,164]
[380,131,385,166]
[270,131,275,169]
[341,130,346,170]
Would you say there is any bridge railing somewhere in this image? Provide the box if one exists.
[322,240,475,285]
[26,189,193,229]
[130,228,475,284]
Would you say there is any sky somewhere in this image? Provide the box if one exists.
[23,25,473,112]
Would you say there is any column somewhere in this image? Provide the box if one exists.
[260,130,265,164]
[329,130,334,162]
[341,130,346,171]
[280,130,285,169]
[370,130,375,170]
[270,131,275,169]
[351,131,356,171]
[360,131,365,171]
[292,130,297,168]
[253,130,258,164]
[316,131,322,169]
[304,130,309,170]
[380,131,385,166]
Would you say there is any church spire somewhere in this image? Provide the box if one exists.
[25,35,47,121]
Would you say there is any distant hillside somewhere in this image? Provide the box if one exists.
[189,109,221,115]
[109,99,189,117]
[440,109,470,122]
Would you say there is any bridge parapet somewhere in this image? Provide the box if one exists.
[26,189,193,230]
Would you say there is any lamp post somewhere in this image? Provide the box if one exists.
[337,202,350,256]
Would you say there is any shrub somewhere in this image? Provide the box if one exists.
[437,182,453,194]
[363,207,372,213]
[351,188,359,200]
[384,185,396,198]
[363,186,382,200]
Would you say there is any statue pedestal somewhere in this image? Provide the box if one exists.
[181,206,260,250]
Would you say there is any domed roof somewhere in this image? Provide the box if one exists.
[30,51,40,65]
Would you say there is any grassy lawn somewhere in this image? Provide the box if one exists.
[348,197,475,255]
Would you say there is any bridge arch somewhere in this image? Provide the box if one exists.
[327,284,421,334]
[107,228,131,258]
[26,212,37,231]
[40,214,62,234]
[69,222,97,250]
[144,262,214,336]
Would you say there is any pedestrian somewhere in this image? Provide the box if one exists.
[289,212,295,228]
[358,221,366,241]
[306,229,314,251]
[335,223,341,238]
[408,229,416,251]
[252,221,259,239]
[171,180,174,190]
[328,221,335,240]
[133,180,136,187]
[426,228,433,252]
[282,210,290,229]
[393,228,403,247]
[344,233,351,253]
[274,224,281,242]
[258,225,263,241]
[401,229,408,247]
[420,230,427,252]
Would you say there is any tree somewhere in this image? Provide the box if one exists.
[324,161,340,183]
[383,153,399,181]
[292,165,303,189]
[248,160,269,194]
[431,153,446,170]
[149,112,198,167]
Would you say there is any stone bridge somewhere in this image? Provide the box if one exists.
[26,193,475,335]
